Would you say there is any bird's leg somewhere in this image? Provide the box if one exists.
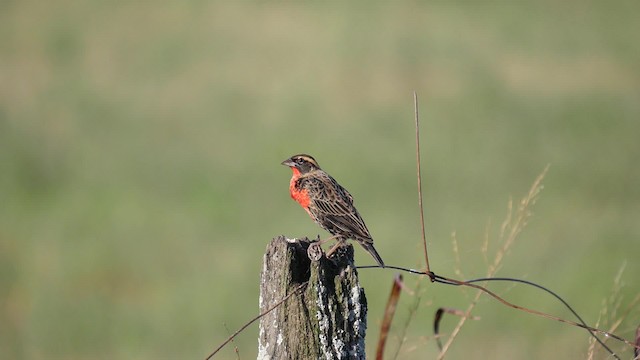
[315,234,340,246]
[325,239,345,258]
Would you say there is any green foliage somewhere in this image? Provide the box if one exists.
[1,2,639,359]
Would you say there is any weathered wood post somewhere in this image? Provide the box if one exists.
[257,236,368,359]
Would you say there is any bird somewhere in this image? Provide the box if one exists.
[281,154,385,268]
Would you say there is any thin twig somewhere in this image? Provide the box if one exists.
[414,91,431,275]
[222,323,241,360]
[205,282,308,359]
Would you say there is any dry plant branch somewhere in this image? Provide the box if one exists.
[414,91,431,274]
[376,274,404,360]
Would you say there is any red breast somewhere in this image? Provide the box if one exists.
[289,167,311,209]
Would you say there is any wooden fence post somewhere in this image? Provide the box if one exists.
[257,236,368,359]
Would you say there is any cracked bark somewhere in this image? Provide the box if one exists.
[257,236,367,360]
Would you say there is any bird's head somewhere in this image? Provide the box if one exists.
[281,154,321,174]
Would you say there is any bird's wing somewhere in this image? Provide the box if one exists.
[304,173,373,242]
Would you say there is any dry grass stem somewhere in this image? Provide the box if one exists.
[451,231,464,280]
[481,221,491,268]
[437,166,549,359]
[586,264,640,359]
[392,277,428,360]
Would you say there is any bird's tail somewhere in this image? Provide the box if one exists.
[359,241,385,268]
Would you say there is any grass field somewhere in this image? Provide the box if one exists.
[1,2,639,359]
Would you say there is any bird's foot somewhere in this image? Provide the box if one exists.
[325,239,345,258]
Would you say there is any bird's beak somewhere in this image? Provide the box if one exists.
[281,158,295,167]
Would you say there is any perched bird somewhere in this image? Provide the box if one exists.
[281,154,385,268]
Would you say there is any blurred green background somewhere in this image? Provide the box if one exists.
[1,1,639,359]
